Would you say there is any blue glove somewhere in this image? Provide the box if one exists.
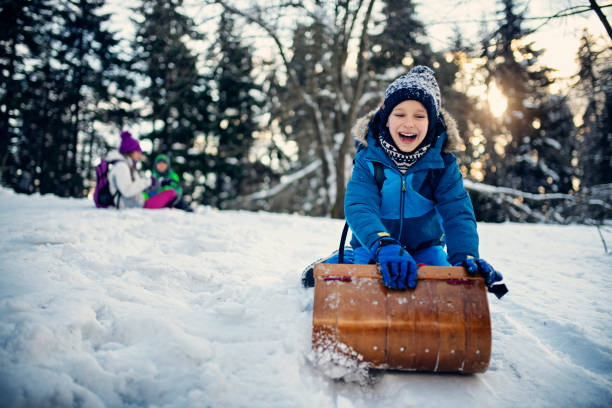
[459,256,503,287]
[353,246,374,264]
[375,239,418,290]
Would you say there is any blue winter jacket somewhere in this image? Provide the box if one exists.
[344,110,479,265]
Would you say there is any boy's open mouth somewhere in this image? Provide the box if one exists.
[399,132,417,143]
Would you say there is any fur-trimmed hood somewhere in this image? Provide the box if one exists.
[352,108,464,153]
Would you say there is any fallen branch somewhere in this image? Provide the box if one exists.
[244,159,322,201]
[463,179,575,202]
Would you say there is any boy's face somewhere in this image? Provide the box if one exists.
[156,161,168,173]
[386,100,429,153]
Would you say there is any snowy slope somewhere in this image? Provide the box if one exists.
[0,187,610,408]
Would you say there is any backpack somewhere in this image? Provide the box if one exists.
[93,159,120,208]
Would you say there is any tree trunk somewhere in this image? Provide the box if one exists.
[332,130,352,219]
[332,0,376,219]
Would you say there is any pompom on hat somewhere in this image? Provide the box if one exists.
[119,131,142,154]
[378,65,441,135]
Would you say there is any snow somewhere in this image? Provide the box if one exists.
[543,137,562,151]
[1,187,611,408]
[317,89,335,99]
[539,161,560,183]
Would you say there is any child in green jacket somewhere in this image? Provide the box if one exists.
[146,154,193,212]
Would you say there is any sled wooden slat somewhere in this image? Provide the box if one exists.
[312,264,492,374]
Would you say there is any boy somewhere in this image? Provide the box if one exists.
[345,66,503,290]
[147,154,193,212]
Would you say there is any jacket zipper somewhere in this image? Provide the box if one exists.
[397,175,407,241]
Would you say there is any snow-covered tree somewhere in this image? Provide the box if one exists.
[479,0,576,196]
[212,0,377,218]
[132,0,209,149]
[207,11,269,207]
[575,29,612,189]
[132,0,211,203]
[1,0,131,197]
[368,0,428,71]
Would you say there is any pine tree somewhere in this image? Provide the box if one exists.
[57,0,133,196]
[2,0,129,197]
[0,0,51,191]
[368,0,430,72]
[575,29,612,188]
[480,0,574,196]
[368,0,461,102]
[207,11,264,207]
[263,18,337,215]
[132,0,211,203]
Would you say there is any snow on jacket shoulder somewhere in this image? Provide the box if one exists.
[105,151,151,209]
[344,109,479,265]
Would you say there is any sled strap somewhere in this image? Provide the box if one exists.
[487,283,508,299]
[338,222,350,263]
[338,162,385,264]
[373,161,386,191]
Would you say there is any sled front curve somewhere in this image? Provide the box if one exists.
[311,264,491,373]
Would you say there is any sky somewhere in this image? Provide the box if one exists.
[101,0,610,144]
[416,0,610,82]
[106,0,610,76]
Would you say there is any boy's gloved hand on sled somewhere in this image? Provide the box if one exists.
[456,256,503,287]
[374,238,417,290]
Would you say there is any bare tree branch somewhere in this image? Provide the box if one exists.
[212,0,300,91]
[426,3,612,32]
[464,179,575,201]
[209,0,380,217]
[589,0,612,40]
[347,0,375,126]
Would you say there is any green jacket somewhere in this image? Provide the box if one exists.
[145,154,183,199]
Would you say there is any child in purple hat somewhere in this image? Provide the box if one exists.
[105,131,176,209]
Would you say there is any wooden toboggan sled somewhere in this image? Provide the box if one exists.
[311,263,492,374]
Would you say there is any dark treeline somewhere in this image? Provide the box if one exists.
[1,0,610,223]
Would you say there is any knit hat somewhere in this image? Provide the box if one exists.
[119,131,142,154]
[379,65,441,136]
[154,154,169,165]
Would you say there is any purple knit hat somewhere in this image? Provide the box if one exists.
[119,131,142,154]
